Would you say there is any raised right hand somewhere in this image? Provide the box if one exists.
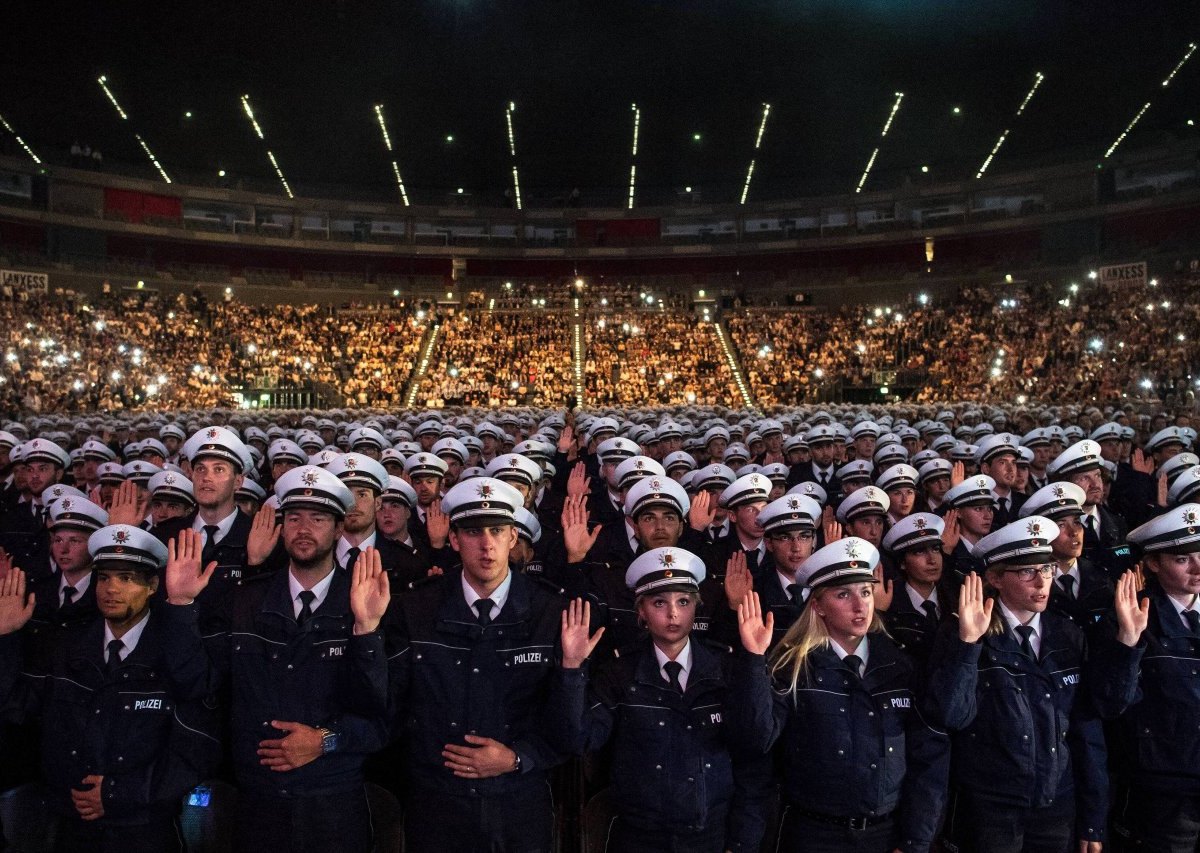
[688,489,716,532]
[737,591,775,656]
[724,550,753,611]
[560,598,605,669]
[0,569,34,635]
[246,504,281,566]
[107,480,148,527]
[165,529,217,605]
[1114,570,1150,647]
[957,572,993,643]
[561,495,601,564]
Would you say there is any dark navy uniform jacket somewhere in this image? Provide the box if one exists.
[732,635,950,853]
[160,566,390,798]
[1089,586,1200,795]
[1046,557,1113,633]
[24,569,98,675]
[383,568,573,797]
[554,637,770,851]
[923,615,1108,842]
[152,510,260,633]
[880,580,955,671]
[1,610,220,825]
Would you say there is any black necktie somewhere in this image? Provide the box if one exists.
[1083,515,1100,550]
[921,600,939,627]
[1015,624,1037,660]
[663,660,684,693]
[1184,610,1200,635]
[998,497,1008,517]
[787,583,802,603]
[345,546,361,571]
[202,524,220,560]
[475,598,494,627]
[105,639,124,673]
[62,586,77,607]
[297,590,316,624]
[1058,575,1076,600]
[818,473,828,488]
[35,504,47,523]
[844,654,863,679]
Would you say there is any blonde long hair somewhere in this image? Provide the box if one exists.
[769,585,887,695]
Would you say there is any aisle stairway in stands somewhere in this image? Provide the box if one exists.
[713,319,758,411]
[571,297,585,410]
[403,320,442,408]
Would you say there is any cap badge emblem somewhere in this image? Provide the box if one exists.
[914,517,927,530]
[659,552,675,567]
[1027,521,1042,537]
[845,541,861,559]
[60,499,72,511]
[1183,509,1198,526]
[206,429,219,440]
[301,470,320,486]
[1052,486,1065,498]
[345,457,358,469]
[976,477,987,488]
[112,529,131,544]
[477,483,493,499]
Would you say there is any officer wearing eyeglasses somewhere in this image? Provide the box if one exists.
[721,493,821,650]
[924,517,1107,853]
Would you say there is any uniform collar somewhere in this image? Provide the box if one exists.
[905,582,938,612]
[998,599,1042,642]
[103,608,151,660]
[337,531,377,566]
[192,508,239,542]
[288,566,337,619]
[461,569,513,616]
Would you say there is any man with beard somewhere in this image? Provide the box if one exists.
[160,465,391,853]
[403,452,449,552]
[327,453,422,591]
[0,525,220,852]
[785,424,842,494]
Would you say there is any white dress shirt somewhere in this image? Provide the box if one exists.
[653,639,692,691]
[288,568,337,620]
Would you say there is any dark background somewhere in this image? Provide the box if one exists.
[3,0,1199,205]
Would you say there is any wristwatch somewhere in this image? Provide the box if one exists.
[317,727,340,755]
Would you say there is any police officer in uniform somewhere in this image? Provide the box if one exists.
[733,537,950,852]
[1019,482,1114,632]
[556,547,769,853]
[1,525,221,853]
[382,477,572,853]
[924,518,1107,853]
[159,427,257,627]
[880,512,953,668]
[1090,505,1200,852]
[722,492,822,650]
[160,465,392,853]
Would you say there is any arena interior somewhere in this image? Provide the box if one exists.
[1,2,1200,852]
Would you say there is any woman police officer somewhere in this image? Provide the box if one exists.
[732,536,949,853]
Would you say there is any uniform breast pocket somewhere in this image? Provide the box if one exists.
[1145,656,1200,705]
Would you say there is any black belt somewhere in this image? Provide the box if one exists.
[791,807,893,831]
